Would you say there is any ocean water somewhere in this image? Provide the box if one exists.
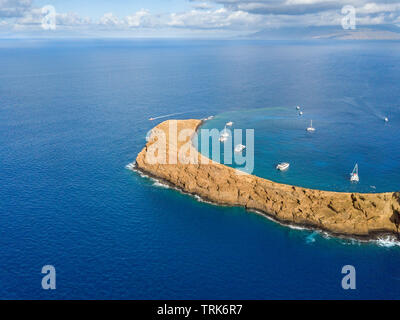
[1,39,400,299]
[200,104,400,193]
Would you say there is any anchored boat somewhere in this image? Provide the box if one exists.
[307,120,315,132]
[276,162,290,171]
[221,126,229,137]
[234,144,246,153]
[219,127,229,142]
[350,163,359,183]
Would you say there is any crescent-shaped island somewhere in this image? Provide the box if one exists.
[133,119,400,240]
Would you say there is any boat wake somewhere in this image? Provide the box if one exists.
[149,112,190,121]
[363,100,390,123]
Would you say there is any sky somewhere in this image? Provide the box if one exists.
[0,0,400,38]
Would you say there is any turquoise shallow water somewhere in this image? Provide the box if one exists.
[1,39,400,299]
[200,103,400,193]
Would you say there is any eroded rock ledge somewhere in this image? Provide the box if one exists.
[135,119,400,239]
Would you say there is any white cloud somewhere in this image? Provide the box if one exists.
[0,0,31,17]
[99,12,120,26]
[14,8,90,30]
[358,2,400,14]
[191,2,214,10]
[96,8,266,31]
[205,0,400,27]
[14,7,41,26]
[168,7,263,29]
[1,0,400,37]
[125,9,161,28]
[211,0,400,16]
[57,12,91,26]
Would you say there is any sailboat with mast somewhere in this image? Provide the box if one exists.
[219,126,229,142]
[350,163,359,183]
[306,120,315,132]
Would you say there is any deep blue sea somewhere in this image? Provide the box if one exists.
[1,39,400,299]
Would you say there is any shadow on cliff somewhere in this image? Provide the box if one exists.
[390,192,400,239]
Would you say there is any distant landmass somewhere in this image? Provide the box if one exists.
[247,25,400,40]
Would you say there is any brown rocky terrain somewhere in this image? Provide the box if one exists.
[134,119,400,239]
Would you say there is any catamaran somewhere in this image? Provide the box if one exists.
[350,163,359,183]
[307,120,315,132]
[276,162,290,171]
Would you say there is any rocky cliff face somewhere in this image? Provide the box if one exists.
[135,119,400,239]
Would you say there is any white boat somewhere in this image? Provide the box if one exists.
[149,117,155,121]
[226,121,233,126]
[350,163,359,183]
[296,106,301,110]
[219,127,229,142]
[276,162,290,171]
[306,120,315,132]
[299,111,303,116]
[384,117,389,122]
[234,144,246,153]
[221,126,229,138]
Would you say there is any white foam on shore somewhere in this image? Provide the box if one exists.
[248,208,400,247]
[287,224,308,231]
[374,236,400,247]
[193,194,215,205]
[248,209,309,232]
[131,165,218,204]
[126,163,152,180]
[125,162,136,170]
[153,181,170,189]
[130,164,400,249]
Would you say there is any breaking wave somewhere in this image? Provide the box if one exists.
[153,181,170,189]
[374,236,400,248]
[130,163,400,249]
